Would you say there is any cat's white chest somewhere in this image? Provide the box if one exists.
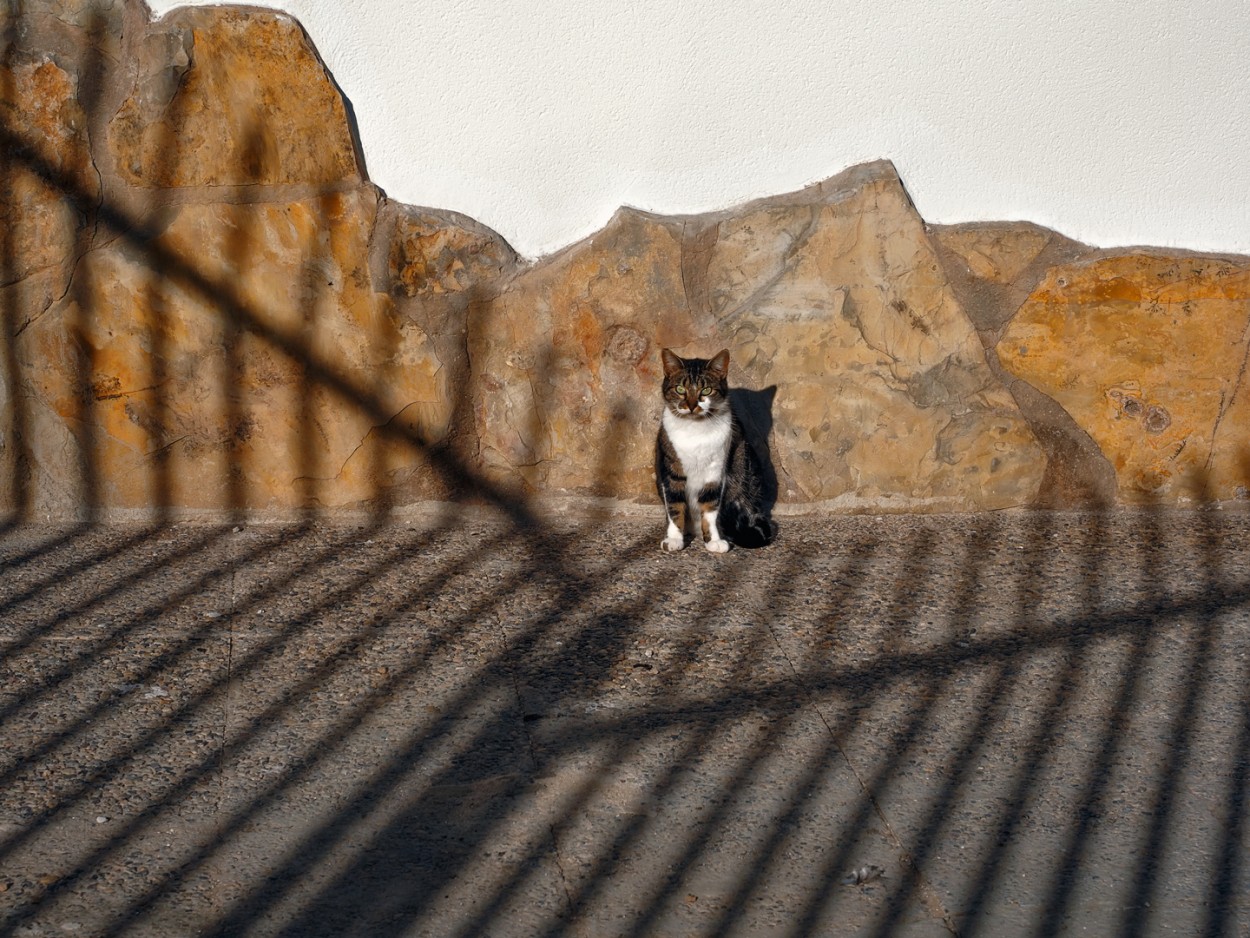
[663,408,731,499]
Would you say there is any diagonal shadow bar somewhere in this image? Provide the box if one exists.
[288,546,773,938]
[1209,457,1250,935]
[0,518,527,934]
[0,522,312,763]
[212,394,667,936]
[1029,517,1167,938]
[0,116,533,527]
[695,530,943,938]
[0,523,332,860]
[536,547,836,938]
[1118,495,1226,936]
[446,529,876,938]
[870,657,1017,938]
[0,522,101,577]
[954,512,1088,938]
[1203,620,1250,938]
[9,515,1250,938]
[787,515,1005,935]
[0,524,237,687]
[191,528,670,938]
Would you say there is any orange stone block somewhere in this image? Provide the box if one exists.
[109,7,360,188]
[999,255,1250,503]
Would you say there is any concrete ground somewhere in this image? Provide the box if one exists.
[1,507,1248,937]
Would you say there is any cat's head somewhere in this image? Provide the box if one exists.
[660,348,731,419]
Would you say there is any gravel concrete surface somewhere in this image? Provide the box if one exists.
[1,508,1249,937]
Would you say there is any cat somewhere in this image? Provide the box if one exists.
[654,347,775,552]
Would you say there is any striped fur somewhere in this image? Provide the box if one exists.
[655,348,775,552]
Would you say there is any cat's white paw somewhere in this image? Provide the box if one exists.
[705,538,730,553]
[661,536,685,552]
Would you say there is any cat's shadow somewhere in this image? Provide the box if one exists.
[730,385,779,516]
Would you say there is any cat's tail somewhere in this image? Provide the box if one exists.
[728,509,776,549]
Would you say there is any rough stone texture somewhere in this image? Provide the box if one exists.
[933,223,1089,337]
[4,0,1250,519]
[932,223,1120,507]
[108,5,361,189]
[999,254,1250,504]
[1,48,101,516]
[382,206,517,301]
[1,0,520,519]
[6,0,126,30]
[371,200,519,473]
[0,57,95,290]
[14,188,502,514]
[471,207,686,498]
[475,162,1046,509]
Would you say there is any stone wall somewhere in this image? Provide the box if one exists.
[3,0,1248,519]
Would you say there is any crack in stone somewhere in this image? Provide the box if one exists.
[679,219,721,335]
[1205,303,1250,471]
[9,292,53,339]
[13,198,103,339]
[94,380,166,401]
[717,205,821,327]
[294,399,429,484]
[144,434,188,459]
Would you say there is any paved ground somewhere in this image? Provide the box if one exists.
[1,507,1248,937]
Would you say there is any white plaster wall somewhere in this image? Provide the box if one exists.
[149,0,1250,260]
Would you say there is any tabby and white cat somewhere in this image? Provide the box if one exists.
[655,348,775,552]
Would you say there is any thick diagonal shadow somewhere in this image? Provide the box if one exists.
[4,7,1250,938]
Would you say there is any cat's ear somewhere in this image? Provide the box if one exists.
[707,349,731,380]
[660,348,684,377]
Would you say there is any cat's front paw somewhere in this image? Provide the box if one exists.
[661,535,685,552]
[705,538,730,553]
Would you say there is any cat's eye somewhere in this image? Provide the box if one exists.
[702,387,713,396]
[675,384,685,393]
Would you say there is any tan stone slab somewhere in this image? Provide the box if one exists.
[934,224,1056,286]
[474,161,1045,510]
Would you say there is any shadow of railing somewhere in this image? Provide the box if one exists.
[3,7,1250,938]
[8,504,1248,936]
